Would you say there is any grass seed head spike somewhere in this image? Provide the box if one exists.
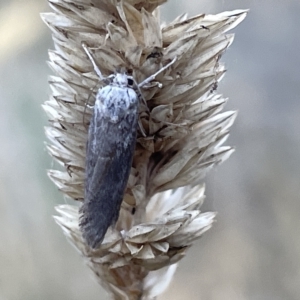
[80,43,175,248]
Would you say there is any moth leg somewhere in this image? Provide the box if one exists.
[82,42,105,81]
[138,119,147,137]
[138,56,177,88]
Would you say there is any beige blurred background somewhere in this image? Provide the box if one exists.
[1,0,299,299]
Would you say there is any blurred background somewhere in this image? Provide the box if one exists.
[0,0,299,299]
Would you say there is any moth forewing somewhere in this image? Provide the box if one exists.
[81,79,139,249]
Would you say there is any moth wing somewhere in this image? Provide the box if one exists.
[81,87,138,248]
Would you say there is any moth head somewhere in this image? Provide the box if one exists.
[112,72,135,89]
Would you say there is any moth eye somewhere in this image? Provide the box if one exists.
[127,78,134,86]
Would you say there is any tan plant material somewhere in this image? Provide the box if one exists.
[41,1,247,299]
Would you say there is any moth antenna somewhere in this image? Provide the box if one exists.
[82,42,105,81]
[138,56,177,88]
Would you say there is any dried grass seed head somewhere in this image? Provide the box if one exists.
[42,0,247,298]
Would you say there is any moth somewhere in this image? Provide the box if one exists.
[80,43,176,249]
